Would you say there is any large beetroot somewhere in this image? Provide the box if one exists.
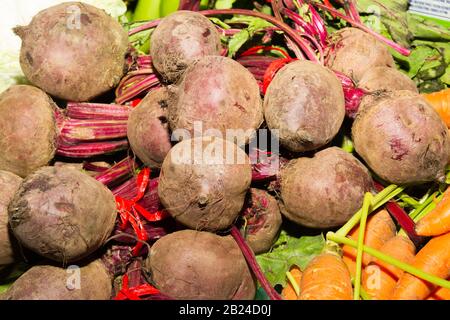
[264,60,345,152]
[158,136,252,231]
[168,56,263,145]
[327,28,394,82]
[352,90,450,184]
[8,166,117,263]
[2,259,112,300]
[0,85,57,177]
[146,230,255,300]
[279,147,374,229]
[0,171,22,267]
[150,10,222,82]
[14,2,129,102]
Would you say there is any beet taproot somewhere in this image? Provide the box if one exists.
[146,230,255,300]
[279,147,374,229]
[240,188,282,254]
[264,60,345,152]
[2,259,111,300]
[8,166,117,263]
[0,171,22,267]
[158,136,252,231]
[358,67,418,93]
[327,28,394,82]
[14,2,129,102]
[127,88,172,168]
[352,90,450,184]
[0,85,57,177]
[168,56,263,145]
[150,10,222,83]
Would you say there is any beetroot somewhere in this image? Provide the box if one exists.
[264,60,345,152]
[240,188,282,254]
[158,136,252,231]
[352,90,450,184]
[150,10,222,82]
[2,259,112,300]
[0,85,57,177]
[358,67,418,93]
[327,28,394,82]
[14,2,129,102]
[8,166,117,263]
[168,56,263,145]
[127,88,172,168]
[146,230,255,300]
[0,171,22,267]
[279,147,374,229]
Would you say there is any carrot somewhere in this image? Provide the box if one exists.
[422,88,450,128]
[416,187,450,236]
[427,280,450,300]
[392,232,450,300]
[362,235,416,300]
[282,266,302,300]
[343,209,396,276]
[299,253,353,300]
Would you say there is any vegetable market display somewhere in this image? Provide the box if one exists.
[0,0,449,301]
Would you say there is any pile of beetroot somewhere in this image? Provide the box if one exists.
[0,1,449,301]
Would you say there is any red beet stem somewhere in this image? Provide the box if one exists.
[178,0,200,11]
[230,226,282,300]
[56,140,129,158]
[116,74,161,104]
[374,182,424,246]
[58,119,128,143]
[313,2,411,56]
[95,157,137,186]
[66,102,131,120]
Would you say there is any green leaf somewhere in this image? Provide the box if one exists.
[256,231,325,287]
[226,16,274,57]
[215,0,236,9]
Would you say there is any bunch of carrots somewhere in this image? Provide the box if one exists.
[282,184,450,300]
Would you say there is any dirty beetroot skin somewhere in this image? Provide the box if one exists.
[326,27,394,82]
[352,90,450,185]
[1,260,112,300]
[358,66,418,93]
[150,10,222,83]
[158,136,252,232]
[279,147,374,229]
[146,230,256,300]
[0,85,57,178]
[168,56,264,145]
[241,188,282,255]
[8,166,117,263]
[14,2,129,102]
[264,60,345,153]
[0,171,22,267]
[127,87,172,168]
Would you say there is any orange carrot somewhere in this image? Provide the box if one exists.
[362,235,416,300]
[427,280,450,300]
[299,253,353,300]
[282,266,302,300]
[343,209,396,276]
[392,232,450,300]
[422,88,450,128]
[416,187,450,236]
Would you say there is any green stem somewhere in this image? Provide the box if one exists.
[409,191,439,220]
[337,185,403,237]
[327,233,450,289]
[353,192,372,300]
[398,194,420,208]
[351,278,372,300]
[286,271,300,297]
[413,194,443,223]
